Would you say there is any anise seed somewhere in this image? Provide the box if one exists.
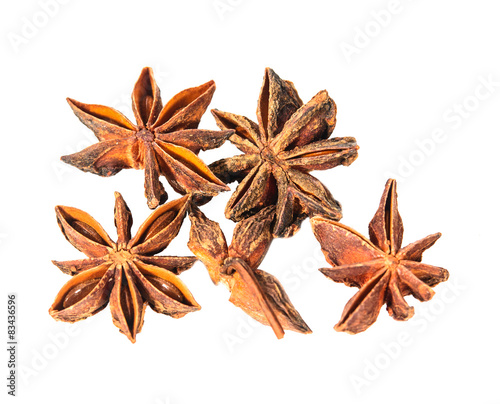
[63,279,100,308]
[146,275,186,304]
[72,220,107,245]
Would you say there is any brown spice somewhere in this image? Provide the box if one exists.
[61,67,233,209]
[50,192,199,343]
[209,68,359,237]
[187,205,311,338]
[311,179,449,334]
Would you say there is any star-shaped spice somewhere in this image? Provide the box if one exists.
[209,68,359,238]
[62,67,232,209]
[49,192,199,343]
[311,179,449,334]
[187,205,311,338]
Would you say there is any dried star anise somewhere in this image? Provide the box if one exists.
[62,67,233,209]
[311,179,449,334]
[187,205,311,338]
[209,68,359,238]
[49,192,199,343]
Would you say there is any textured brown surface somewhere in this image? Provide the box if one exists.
[50,192,199,343]
[188,205,311,338]
[311,179,449,334]
[209,68,359,237]
[62,67,232,209]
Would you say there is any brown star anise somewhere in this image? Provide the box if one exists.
[49,192,200,343]
[209,68,359,238]
[62,67,233,209]
[311,179,449,334]
[187,205,311,338]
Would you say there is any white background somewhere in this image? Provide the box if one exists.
[1,1,499,403]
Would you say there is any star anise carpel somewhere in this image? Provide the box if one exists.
[311,179,449,334]
[187,204,311,339]
[50,192,199,343]
[62,67,233,209]
[209,67,359,238]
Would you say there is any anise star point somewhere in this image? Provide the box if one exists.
[209,67,359,238]
[62,67,233,209]
[50,192,200,343]
[311,179,449,334]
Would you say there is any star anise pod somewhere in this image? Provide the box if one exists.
[311,179,449,334]
[187,205,311,338]
[62,67,233,209]
[49,192,200,343]
[209,68,359,238]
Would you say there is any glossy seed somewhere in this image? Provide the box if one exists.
[63,278,100,308]
[71,220,107,245]
[146,275,187,304]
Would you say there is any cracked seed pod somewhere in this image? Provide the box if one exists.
[62,67,233,209]
[50,192,199,343]
[188,204,311,338]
